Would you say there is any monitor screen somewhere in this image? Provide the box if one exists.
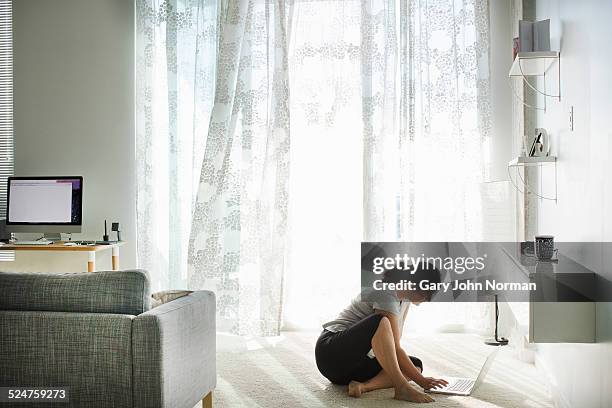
[6,177,83,225]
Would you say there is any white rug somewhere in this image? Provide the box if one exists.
[207,331,553,408]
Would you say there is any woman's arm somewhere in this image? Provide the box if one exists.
[375,309,447,390]
[399,304,409,338]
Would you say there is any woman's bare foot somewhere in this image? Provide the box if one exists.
[348,381,364,398]
[394,385,434,403]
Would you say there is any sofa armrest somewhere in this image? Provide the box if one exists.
[132,291,216,408]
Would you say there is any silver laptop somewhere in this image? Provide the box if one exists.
[427,349,499,396]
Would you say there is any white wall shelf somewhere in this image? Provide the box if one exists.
[508,156,556,166]
[509,51,559,77]
[508,156,557,202]
[509,51,561,111]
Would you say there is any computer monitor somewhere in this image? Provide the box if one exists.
[5,176,83,237]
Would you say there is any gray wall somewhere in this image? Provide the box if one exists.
[12,0,136,270]
[531,0,612,407]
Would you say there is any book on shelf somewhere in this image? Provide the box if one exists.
[518,19,551,53]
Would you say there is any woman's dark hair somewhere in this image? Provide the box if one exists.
[361,244,387,272]
[383,262,442,301]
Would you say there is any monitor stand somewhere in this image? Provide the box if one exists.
[43,233,62,242]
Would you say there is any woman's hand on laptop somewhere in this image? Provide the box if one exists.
[416,376,449,390]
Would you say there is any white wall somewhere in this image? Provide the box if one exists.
[10,0,136,271]
[531,0,612,407]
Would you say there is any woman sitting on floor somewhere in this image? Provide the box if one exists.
[315,261,447,403]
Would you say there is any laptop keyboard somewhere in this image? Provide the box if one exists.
[447,379,474,393]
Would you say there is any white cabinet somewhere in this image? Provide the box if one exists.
[501,243,597,343]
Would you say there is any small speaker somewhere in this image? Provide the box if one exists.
[112,222,121,241]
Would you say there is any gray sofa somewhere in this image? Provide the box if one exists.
[0,270,216,408]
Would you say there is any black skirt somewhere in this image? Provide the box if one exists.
[315,313,423,385]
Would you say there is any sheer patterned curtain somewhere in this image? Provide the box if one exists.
[283,1,364,328]
[136,0,218,290]
[364,0,492,242]
[285,0,492,330]
[139,0,492,335]
[187,0,293,336]
[364,0,492,332]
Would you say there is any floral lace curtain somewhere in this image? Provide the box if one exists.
[284,0,492,330]
[187,0,293,336]
[138,0,492,336]
[363,0,492,242]
[136,0,218,291]
[365,0,492,333]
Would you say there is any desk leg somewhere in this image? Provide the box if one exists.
[88,252,96,272]
[112,246,120,271]
[203,392,213,408]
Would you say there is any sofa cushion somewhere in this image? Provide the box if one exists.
[151,289,193,308]
[0,270,150,315]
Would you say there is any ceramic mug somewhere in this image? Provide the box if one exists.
[535,235,556,260]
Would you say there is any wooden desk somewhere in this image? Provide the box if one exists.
[0,242,124,272]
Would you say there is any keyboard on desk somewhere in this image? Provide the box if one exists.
[13,240,53,246]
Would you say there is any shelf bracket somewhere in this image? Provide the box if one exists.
[507,160,557,203]
[509,51,561,111]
